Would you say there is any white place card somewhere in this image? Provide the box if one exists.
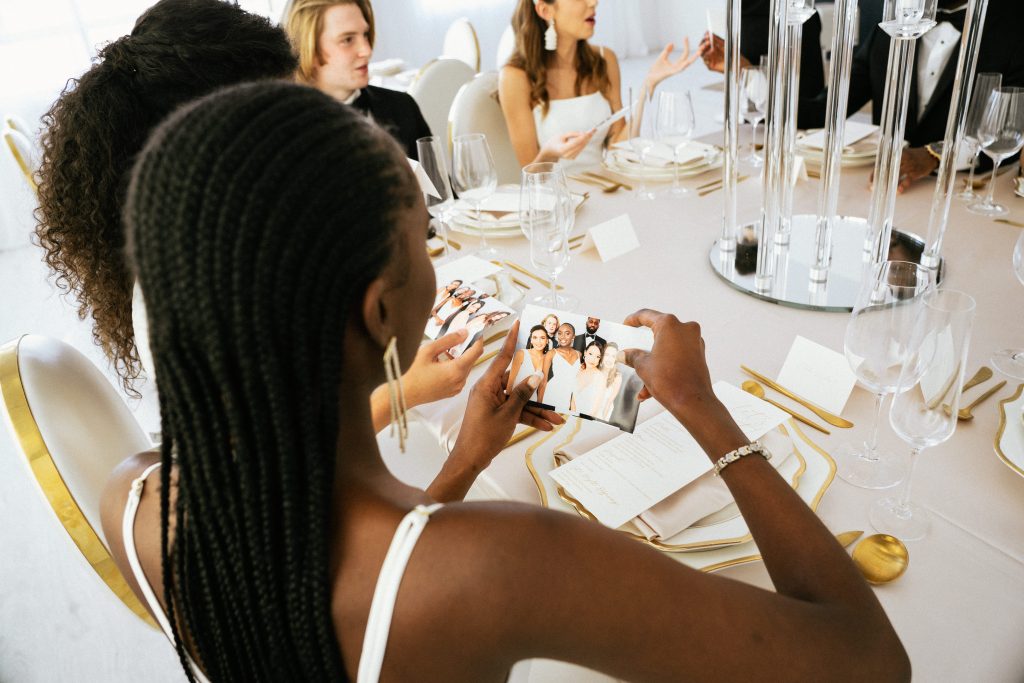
[577,214,640,262]
[776,335,858,415]
[407,158,439,198]
[799,121,878,151]
[549,381,788,529]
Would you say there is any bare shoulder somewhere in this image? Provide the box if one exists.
[498,65,531,103]
[100,449,162,545]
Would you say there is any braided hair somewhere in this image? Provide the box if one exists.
[125,81,418,681]
[35,0,297,395]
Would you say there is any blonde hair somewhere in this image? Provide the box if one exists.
[283,0,376,84]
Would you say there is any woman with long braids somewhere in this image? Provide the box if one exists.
[101,82,908,681]
[34,0,476,430]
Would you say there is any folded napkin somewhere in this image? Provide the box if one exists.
[611,139,714,168]
[555,421,795,541]
[798,121,878,152]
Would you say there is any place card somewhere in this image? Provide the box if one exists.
[407,158,439,198]
[776,335,858,415]
[799,121,878,151]
[576,214,639,263]
[549,381,788,529]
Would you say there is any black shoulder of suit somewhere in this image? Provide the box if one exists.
[362,85,433,160]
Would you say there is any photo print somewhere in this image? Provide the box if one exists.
[506,305,654,433]
[426,255,516,358]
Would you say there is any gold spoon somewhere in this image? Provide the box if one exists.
[944,380,1007,421]
[741,380,831,435]
[851,534,909,585]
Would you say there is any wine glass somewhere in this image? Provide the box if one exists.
[991,230,1024,379]
[452,133,500,259]
[741,65,768,166]
[955,73,1002,202]
[834,260,934,490]
[416,136,454,260]
[520,162,578,309]
[654,90,696,195]
[968,87,1024,217]
[871,289,976,541]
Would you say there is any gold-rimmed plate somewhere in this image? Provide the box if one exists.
[603,146,723,181]
[449,187,588,237]
[994,383,1024,479]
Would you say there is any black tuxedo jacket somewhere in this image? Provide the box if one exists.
[741,0,825,101]
[799,0,1024,151]
[573,333,606,355]
[350,85,432,160]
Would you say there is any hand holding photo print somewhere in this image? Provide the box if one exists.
[426,255,516,359]
[508,305,653,432]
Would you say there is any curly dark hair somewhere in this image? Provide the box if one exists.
[34,0,297,395]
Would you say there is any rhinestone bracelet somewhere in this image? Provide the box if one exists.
[713,441,771,476]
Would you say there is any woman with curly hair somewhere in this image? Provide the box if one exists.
[35,0,476,430]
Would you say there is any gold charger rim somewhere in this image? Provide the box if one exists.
[993,383,1024,480]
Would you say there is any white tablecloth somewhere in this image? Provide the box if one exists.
[380,146,1024,681]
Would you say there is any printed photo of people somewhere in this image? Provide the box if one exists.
[506,305,654,433]
[425,255,516,358]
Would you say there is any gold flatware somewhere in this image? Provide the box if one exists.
[601,182,624,193]
[994,218,1024,228]
[567,174,606,187]
[962,365,994,394]
[741,380,831,435]
[696,176,730,191]
[511,276,531,290]
[924,361,961,410]
[494,260,565,291]
[448,237,462,250]
[474,349,498,367]
[944,379,1007,421]
[740,365,855,428]
[583,171,633,191]
[698,175,750,197]
[835,530,864,549]
[851,534,909,585]
[427,245,444,258]
[568,234,585,243]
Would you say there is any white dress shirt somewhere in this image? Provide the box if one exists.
[915,7,966,122]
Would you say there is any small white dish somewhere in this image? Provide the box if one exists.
[994,383,1024,479]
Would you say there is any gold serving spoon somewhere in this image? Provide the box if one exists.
[741,381,830,435]
[851,534,909,585]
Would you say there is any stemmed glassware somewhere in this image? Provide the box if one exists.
[834,261,934,489]
[990,230,1024,379]
[452,133,499,258]
[520,162,578,309]
[741,64,768,167]
[955,73,1002,202]
[871,289,976,541]
[654,90,696,195]
[416,136,454,260]
[968,87,1024,217]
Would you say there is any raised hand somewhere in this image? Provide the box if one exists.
[646,37,704,92]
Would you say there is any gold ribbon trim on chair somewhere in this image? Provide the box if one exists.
[0,337,158,628]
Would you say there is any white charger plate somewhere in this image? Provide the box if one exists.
[994,383,1024,479]
[449,187,587,237]
[603,146,723,181]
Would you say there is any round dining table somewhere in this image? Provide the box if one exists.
[380,151,1024,682]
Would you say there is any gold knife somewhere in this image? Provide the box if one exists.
[994,218,1024,229]
[757,394,831,435]
[494,260,565,291]
[740,365,855,428]
[583,171,633,191]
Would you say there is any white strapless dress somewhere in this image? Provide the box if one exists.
[543,352,577,411]
[533,91,612,173]
[573,372,604,416]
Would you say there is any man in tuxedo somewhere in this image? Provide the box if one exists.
[573,317,606,355]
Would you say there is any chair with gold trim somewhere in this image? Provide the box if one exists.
[3,127,38,194]
[409,57,475,147]
[495,25,516,69]
[442,17,481,73]
[0,335,157,627]
[448,71,521,186]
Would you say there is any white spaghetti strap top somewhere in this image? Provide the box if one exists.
[122,463,212,683]
[357,503,444,682]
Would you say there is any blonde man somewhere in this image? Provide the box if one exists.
[283,0,431,158]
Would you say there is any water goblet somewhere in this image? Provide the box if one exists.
[990,230,1024,379]
[654,90,696,195]
[416,136,454,259]
[520,162,578,309]
[452,133,499,259]
[871,289,976,541]
[955,73,1001,202]
[741,65,768,166]
[968,87,1024,217]
[834,260,934,489]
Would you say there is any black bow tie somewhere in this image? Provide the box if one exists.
[936,7,966,31]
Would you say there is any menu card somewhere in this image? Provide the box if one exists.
[549,381,788,529]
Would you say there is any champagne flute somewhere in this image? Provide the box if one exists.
[834,261,934,490]
[520,162,579,309]
[968,87,1024,217]
[990,230,1024,379]
[654,90,696,195]
[416,136,454,260]
[871,289,976,541]
[955,73,1002,202]
[741,64,768,166]
[452,133,500,258]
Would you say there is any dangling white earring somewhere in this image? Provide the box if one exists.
[383,337,408,453]
[544,18,557,51]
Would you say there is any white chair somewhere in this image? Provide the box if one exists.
[448,71,521,186]
[0,335,157,627]
[495,25,516,68]
[3,127,38,194]
[5,113,35,141]
[442,17,481,73]
[408,58,476,143]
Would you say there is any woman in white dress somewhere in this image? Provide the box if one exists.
[506,324,553,401]
[571,340,605,415]
[453,310,512,358]
[595,342,622,420]
[540,322,580,411]
[499,0,704,171]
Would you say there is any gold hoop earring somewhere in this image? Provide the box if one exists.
[383,337,408,452]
